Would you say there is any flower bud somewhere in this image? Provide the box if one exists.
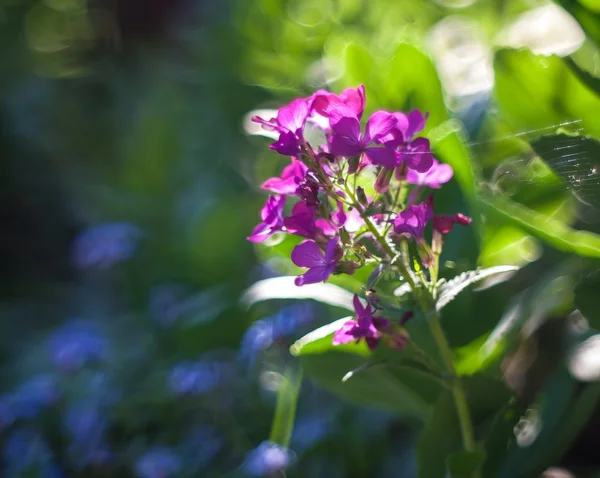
[347,156,361,174]
[334,260,359,276]
[339,227,352,246]
[416,240,434,269]
[374,168,393,194]
[356,187,369,208]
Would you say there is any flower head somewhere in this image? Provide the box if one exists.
[311,85,366,128]
[291,238,341,286]
[242,441,294,476]
[48,321,108,372]
[407,159,453,188]
[393,199,434,240]
[329,109,397,168]
[252,98,310,156]
[261,158,308,195]
[247,195,286,243]
[168,361,229,396]
[333,295,390,350]
[283,202,318,238]
[433,213,472,235]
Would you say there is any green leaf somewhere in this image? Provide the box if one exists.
[269,366,302,447]
[446,450,486,478]
[478,189,600,257]
[556,0,600,46]
[563,56,600,98]
[417,377,512,478]
[299,352,439,420]
[530,133,600,209]
[436,266,519,311]
[241,276,356,310]
[574,269,600,330]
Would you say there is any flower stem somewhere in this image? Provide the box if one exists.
[429,312,477,455]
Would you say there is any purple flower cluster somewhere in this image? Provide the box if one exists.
[247,85,472,351]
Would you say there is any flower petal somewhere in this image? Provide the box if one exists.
[291,240,325,268]
[323,237,339,263]
[277,98,309,134]
[294,266,331,286]
[332,320,359,345]
[405,110,428,140]
[363,146,397,169]
[364,111,397,143]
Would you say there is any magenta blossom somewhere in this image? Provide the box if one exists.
[311,85,366,127]
[333,295,390,350]
[329,109,398,169]
[407,159,453,189]
[433,213,472,235]
[283,202,318,238]
[316,202,363,236]
[261,158,308,195]
[247,195,286,243]
[291,238,341,286]
[252,98,310,156]
[393,198,434,240]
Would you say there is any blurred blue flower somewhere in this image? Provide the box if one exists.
[3,428,53,474]
[48,320,109,372]
[135,447,182,478]
[71,222,142,270]
[242,441,294,476]
[291,413,331,453]
[0,375,60,426]
[63,402,112,468]
[168,361,231,396]
[180,426,223,470]
[148,284,189,327]
[239,303,315,368]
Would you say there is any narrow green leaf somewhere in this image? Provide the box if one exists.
[241,276,356,310]
[530,133,600,209]
[574,269,600,331]
[436,266,519,311]
[478,190,600,257]
[269,366,302,447]
[563,56,600,98]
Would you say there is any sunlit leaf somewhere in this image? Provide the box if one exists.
[436,266,520,312]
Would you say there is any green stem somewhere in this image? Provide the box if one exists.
[429,313,477,455]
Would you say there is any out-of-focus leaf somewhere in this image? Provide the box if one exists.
[241,276,356,310]
[563,56,600,98]
[574,269,600,330]
[497,367,600,478]
[556,0,600,46]
[417,376,511,478]
[446,450,486,478]
[436,266,519,312]
[299,352,439,420]
[478,190,600,257]
[269,366,302,447]
[530,133,600,209]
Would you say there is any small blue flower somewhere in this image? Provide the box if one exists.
[291,413,331,452]
[242,441,294,476]
[71,222,142,270]
[0,375,60,425]
[271,303,315,338]
[180,426,223,470]
[48,320,108,372]
[167,361,228,396]
[63,402,112,469]
[3,428,53,473]
[135,447,182,478]
[238,320,274,368]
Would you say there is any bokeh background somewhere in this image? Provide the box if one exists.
[3,0,600,476]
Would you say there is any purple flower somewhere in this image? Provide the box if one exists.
[283,202,318,238]
[242,441,294,476]
[135,447,182,478]
[48,321,108,372]
[433,213,472,235]
[329,109,398,168]
[310,85,366,128]
[71,222,142,270]
[406,159,453,189]
[238,320,274,368]
[3,428,53,473]
[261,158,308,195]
[291,238,341,286]
[252,98,310,156]
[393,198,434,240]
[333,295,388,350]
[247,195,286,243]
[1,375,61,422]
